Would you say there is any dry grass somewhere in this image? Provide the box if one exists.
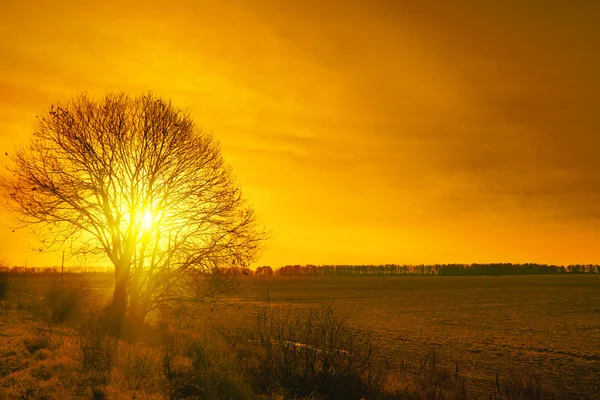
[229,301,385,399]
[1,274,595,399]
[234,275,600,398]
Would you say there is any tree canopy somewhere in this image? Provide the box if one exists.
[2,93,264,322]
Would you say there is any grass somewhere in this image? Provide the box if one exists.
[0,274,597,399]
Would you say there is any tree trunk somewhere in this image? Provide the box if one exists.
[109,260,130,334]
[112,277,127,316]
[129,279,148,324]
[130,299,149,325]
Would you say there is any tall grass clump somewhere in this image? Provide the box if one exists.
[232,301,385,400]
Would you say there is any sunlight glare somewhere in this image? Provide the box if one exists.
[142,210,153,231]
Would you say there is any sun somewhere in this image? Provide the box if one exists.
[142,210,154,231]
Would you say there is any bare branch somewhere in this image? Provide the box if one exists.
[1,93,266,322]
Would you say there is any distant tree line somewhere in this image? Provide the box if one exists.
[274,263,600,277]
[0,265,277,277]
[1,263,598,278]
[217,266,273,276]
[0,266,113,275]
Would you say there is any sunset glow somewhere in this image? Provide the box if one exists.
[141,210,154,233]
[0,0,599,268]
[2,4,599,399]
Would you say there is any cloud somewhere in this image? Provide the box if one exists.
[0,0,599,265]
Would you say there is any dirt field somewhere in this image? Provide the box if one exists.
[232,275,600,398]
[2,273,599,398]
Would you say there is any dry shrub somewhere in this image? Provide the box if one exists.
[232,301,385,400]
[492,367,550,400]
[44,281,89,324]
[115,342,162,392]
[74,315,117,388]
[406,349,468,400]
[159,316,253,400]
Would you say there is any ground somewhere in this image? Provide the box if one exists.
[233,275,600,398]
[0,273,598,399]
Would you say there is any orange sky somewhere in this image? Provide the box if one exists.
[1,0,600,268]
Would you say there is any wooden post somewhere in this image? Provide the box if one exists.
[61,250,65,284]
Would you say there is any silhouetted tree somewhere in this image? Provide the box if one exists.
[255,265,273,276]
[272,263,587,277]
[1,93,264,324]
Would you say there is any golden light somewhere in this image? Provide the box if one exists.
[142,210,154,232]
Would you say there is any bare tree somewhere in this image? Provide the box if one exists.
[1,93,264,323]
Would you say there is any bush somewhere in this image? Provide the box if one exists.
[44,281,89,324]
[160,326,253,400]
[232,302,385,400]
[117,342,161,391]
[74,315,117,387]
